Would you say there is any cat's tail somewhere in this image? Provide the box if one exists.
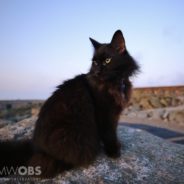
[0,140,33,177]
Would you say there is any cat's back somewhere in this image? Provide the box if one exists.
[39,74,93,117]
[56,74,89,97]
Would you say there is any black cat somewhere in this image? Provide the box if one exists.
[0,30,139,178]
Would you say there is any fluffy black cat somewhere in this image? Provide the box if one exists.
[0,30,139,178]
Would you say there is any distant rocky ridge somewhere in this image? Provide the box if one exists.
[131,86,184,110]
[122,86,184,127]
[0,117,184,184]
[0,86,183,129]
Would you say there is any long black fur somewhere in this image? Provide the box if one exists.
[0,30,139,178]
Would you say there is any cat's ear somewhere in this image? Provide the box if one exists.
[89,38,101,50]
[110,30,126,54]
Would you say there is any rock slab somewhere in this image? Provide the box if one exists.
[0,118,184,184]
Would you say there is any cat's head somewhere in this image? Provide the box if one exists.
[89,30,139,81]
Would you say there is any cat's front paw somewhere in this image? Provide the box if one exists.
[105,142,121,158]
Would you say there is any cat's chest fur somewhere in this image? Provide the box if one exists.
[107,85,125,110]
[87,77,125,114]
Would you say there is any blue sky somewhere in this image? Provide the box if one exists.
[0,0,184,99]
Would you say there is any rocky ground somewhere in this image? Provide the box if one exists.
[0,117,184,184]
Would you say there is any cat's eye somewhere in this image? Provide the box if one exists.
[105,58,112,64]
[93,61,98,66]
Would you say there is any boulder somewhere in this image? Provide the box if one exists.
[168,110,184,124]
[149,96,162,108]
[0,118,184,184]
[160,97,169,107]
[139,98,152,110]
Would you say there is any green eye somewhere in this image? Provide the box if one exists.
[105,58,111,64]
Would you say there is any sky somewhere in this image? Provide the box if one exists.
[0,0,184,99]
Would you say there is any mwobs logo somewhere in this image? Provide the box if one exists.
[0,166,41,177]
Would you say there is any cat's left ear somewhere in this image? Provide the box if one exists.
[89,38,101,50]
[111,30,126,54]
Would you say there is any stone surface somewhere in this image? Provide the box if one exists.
[0,118,184,184]
[0,119,11,129]
[0,117,36,140]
